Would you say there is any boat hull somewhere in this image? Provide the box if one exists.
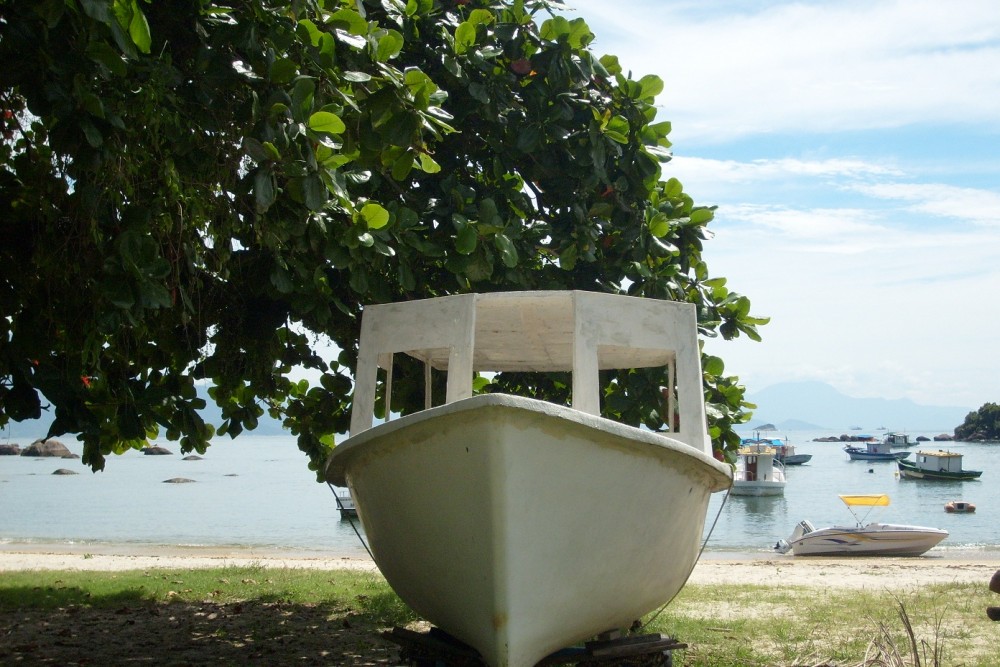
[789,524,948,557]
[730,481,786,497]
[326,394,731,667]
[844,448,909,461]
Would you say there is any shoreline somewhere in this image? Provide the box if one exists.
[2,542,997,588]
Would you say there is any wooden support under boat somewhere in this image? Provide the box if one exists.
[384,626,685,666]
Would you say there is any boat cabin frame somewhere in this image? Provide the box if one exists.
[349,290,711,457]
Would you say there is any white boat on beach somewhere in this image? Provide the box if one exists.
[774,494,948,557]
[731,443,786,496]
[324,291,732,667]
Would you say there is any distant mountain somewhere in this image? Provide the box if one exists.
[2,385,288,440]
[745,381,972,433]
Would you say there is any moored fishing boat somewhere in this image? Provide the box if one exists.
[844,439,910,461]
[324,291,732,667]
[741,437,812,465]
[775,494,948,556]
[898,450,984,481]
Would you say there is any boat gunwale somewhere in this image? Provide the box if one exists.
[325,393,732,489]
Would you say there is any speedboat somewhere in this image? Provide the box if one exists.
[731,443,786,496]
[324,291,732,667]
[774,494,948,557]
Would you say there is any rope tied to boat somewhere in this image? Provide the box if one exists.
[326,482,375,561]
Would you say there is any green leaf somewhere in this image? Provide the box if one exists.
[376,30,404,62]
[455,225,477,254]
[648,212,670,238]
[85,41,127,76]
[690,208,715,224]
[455,22,477,54]
[494,233,518,268]
[417,152,441,173]
[254,170,276,213]
[125,1,151,54]
[637,74,664,100]
[308,111,346,134]
[270,57,298,83]
[703,356,725,376]
[360,202,390,229]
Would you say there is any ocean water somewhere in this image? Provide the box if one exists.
[706,430,1000,556]
[2,430,997,557]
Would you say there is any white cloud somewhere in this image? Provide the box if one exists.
[849,182,1000,226]
[569,0,1000,141]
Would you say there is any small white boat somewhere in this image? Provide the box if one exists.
[731,443,786,496]
[332,487,357,518]
[775,494,948,557]
[325,291,732,667]
[883,431,912,447]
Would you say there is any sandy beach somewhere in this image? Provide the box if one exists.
[2,543,997,589]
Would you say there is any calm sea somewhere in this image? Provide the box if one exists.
[2,429,997,557]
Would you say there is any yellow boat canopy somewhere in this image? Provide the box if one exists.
[839,494,890,507]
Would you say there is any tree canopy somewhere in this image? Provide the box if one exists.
[0,0,766,474]
[954,403,1000,442]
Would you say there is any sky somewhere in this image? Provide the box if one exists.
[560,0,1000,410]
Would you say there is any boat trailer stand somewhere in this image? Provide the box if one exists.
[384,626,685,666]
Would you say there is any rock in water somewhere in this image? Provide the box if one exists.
[21,439,71,457]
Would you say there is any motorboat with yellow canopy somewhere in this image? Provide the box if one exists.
[774,494,948,557]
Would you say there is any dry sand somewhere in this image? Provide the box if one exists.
[2,543,997,589]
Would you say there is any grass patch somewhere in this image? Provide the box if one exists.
[646,582,996,666]
[1,568,995,665]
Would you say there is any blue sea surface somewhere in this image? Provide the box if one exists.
[2,430,997,557]
[706,430,1000,556]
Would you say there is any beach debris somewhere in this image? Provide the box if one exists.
[21,438,71,457]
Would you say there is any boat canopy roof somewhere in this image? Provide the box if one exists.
[839,494,890,507]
